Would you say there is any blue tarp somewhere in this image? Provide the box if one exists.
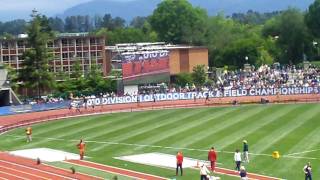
[0,101,70,116]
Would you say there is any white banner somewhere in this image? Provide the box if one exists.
[85,87,320,106]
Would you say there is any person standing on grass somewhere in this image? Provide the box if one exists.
[243,140,249,163]
[303,162,312,180]
[234,149,242,171]
[176,151,183,176]
[208,147,217,172]
[77,139,86,160]
[25,126,32,142]
[200,163,211,180]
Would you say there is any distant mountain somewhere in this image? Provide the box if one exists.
[61,0,314,21]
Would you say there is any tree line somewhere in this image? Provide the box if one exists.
[2,0,320,68]
[5,0,320,98]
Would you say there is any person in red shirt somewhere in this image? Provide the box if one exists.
[77,139,86,160]
[208,147,217,172]
[176,151,183,176]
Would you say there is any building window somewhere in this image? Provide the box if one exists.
[54,40,60,47]
[90,52,97,57]
[17,41,25,48]
[47,41,54,48]
[62,39,68,47]
[76,39,83,46]
[69,52,75,58]
[18,55,23,61]
[54,54,60,60]
[9,42,15,49]
[90,38,97,45]
[76,52,82,58]
[62,53,68,59]
[2,42,8,49]
[3,56,9,63]
[10,56,17,61]
[63,66,69,72]
[55,66,62,72]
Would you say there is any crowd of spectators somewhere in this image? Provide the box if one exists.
[218,64,320,91]
[23,64,320,105]
[122,64,320,96]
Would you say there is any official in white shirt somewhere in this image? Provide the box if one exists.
[234,149,242,171]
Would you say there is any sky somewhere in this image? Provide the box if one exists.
[0,0,94,21]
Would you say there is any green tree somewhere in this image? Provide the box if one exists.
[175,72,192,87]
[262,8,312,64]
[3,64,20,91]
[48,17,64,32]
[0,19,26,35]
[101,14,125,31]
[96,27,156,46]
[19,10,55,98]
[219,36,265,68]
[205,15,263,67]
[305,0,320,38]
[130,16,147,29]
[192,65,207,88]
[149,0,208,45]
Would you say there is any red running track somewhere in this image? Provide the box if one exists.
[66,159,167,180]
[0,152,103,180]
[214,167,280,180]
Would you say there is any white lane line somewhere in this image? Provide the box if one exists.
[2,135,271,156]
[4,135,320,161]
[0,165,49,180]
[64,161,141,180]
[78,160,168,179]
[0,171,27,180]
[282,155,320,160]
[285,148,320,156]
[42,163,104,180]
[0,160,75,180]
[0,176,8,180]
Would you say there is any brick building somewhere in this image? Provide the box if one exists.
[106,42,208,93]
[0,36,208,94]
[0,33,106,79]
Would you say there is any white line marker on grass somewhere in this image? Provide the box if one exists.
[4,135,320,160]
[285,148,320,156]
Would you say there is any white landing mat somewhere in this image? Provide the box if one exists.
[9,148,82,162]
[115,152,210,169]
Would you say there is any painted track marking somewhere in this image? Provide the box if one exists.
[0,160,75,180]
[64,161,142,180]
[66,160,167,180]
[0,171,26,180]
[0,165,49,180]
